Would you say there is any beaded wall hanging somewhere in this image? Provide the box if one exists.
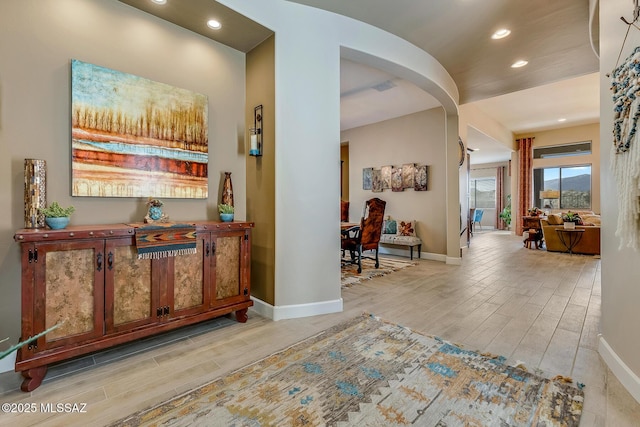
[611,46,640,250]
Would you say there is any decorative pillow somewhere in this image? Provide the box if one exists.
[581,215,601,226]
[382,219,397,235]
[397,220,416,237]
[547,214,563,225]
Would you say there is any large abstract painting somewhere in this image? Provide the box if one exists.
[71,60,208,198]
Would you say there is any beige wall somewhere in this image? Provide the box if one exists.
[340,145,349,201]
[246,36,276,305]
[0,0,246,348]
[599,0,640,399]
[341,108,447,257]
[516,123,600,214]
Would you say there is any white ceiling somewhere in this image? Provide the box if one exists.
[290,0,599,103]
[340,59,600,164]
[119,0,601,165]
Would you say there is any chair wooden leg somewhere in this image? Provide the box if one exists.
[409,246,414,260]
[357,245,363,273]
[418,244,422,259]
[374,248,379,268]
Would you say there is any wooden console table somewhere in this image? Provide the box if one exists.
[13,221,253,391]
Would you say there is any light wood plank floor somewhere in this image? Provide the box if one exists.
[1,230,639,426]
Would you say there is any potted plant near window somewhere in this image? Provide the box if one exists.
[218,203,234,222]
[39,202,75,230]
[499,194,512,228]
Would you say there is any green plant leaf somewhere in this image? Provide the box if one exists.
[0,322,63,360]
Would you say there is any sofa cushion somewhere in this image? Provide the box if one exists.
[397,220,416,236]
[582,214,601,226]
[547,214,563,225]
[380,234,421,246]
[392,235,421,245]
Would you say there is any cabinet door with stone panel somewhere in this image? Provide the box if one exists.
[30,240,105,351]
[170,236,208,318]
[209,229,251,310]
[104,238,157,333]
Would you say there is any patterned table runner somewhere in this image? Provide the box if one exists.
[128,222,197,259]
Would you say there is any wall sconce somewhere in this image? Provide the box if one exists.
[249,104,263,157]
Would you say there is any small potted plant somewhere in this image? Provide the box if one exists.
[218,203,234,222]
[39,202,75,229]
[562,211,581,229]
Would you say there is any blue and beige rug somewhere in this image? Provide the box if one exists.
[111,314,583,426]
[341,256,416,288]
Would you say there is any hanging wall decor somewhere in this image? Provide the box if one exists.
[381,165,392,189]
[71,59,209,199]
[371,169,383,192]
[362,167,373,190]
[24,159,46,228]
[611,46,640,250]
[391,166,403,192]
[402,163,415,189]
[414,165,428,191]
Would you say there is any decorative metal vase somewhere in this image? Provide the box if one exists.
[24,159,46,228]
[222,172,234,207]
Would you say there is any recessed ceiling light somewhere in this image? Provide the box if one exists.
[151,0,167,4]
[511,60,528,68]
[491,29,511,39]
[558,118,567,122]
[207,19,222,30]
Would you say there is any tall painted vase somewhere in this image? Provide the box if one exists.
[24,159,46,228]
[222,172,234,207]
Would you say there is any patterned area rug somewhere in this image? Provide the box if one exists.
[341,256,416,288]
[111,314,583,427]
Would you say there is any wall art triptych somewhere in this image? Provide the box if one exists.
[363,163,428,192]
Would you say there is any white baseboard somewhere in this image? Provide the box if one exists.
[0,351,16,374]
[378,247,446,262]
[598,334,640,404]
[446,256,462,265]
[250,296,343,321]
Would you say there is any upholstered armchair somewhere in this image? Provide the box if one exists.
[341,197,386,273]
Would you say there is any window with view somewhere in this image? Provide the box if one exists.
[533,165,591,210]
[469,178,496,209]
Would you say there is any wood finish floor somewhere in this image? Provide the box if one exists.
[1,230,639,426]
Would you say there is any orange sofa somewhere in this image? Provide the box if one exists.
[540,212,601,255]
